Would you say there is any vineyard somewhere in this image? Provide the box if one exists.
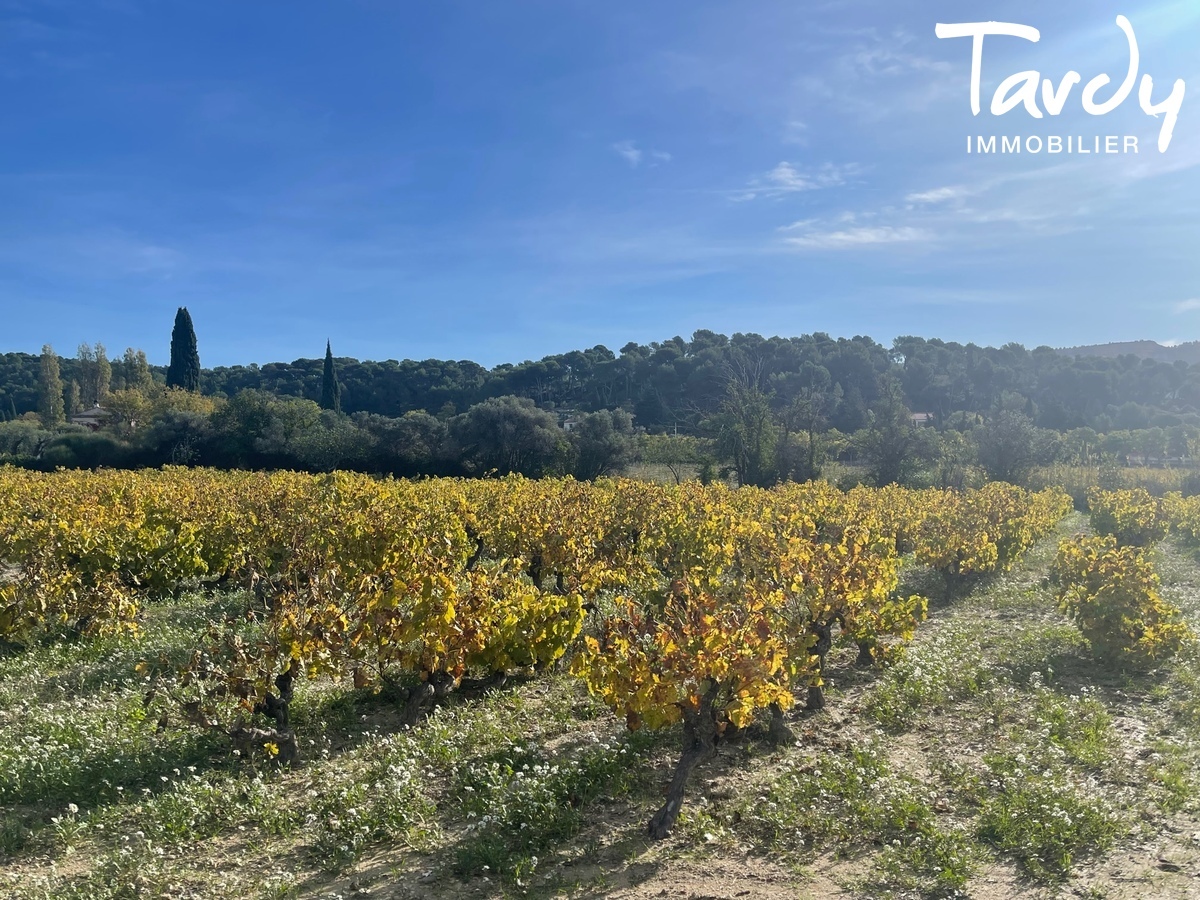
[1,468,1198,899]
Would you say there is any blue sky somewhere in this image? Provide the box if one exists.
[2,1,1198,367]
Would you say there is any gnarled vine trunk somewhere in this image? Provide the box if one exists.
[855,639,876,668]
[806,621,833,711]
[397,668,484,725]
[647,685,720,840]
[767,701,795,746]
[246,661,299,765]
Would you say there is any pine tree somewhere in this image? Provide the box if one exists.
[38,344,65,428]
[320,340,342,413]
[166,307,201,391]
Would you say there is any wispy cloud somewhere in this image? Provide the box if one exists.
[612,141,671,168]
[1174,298,1200,314]
[736,161,860,201]
[612,140,642,167]
[849,37,952,79]
[784,225,930,250]
[776,217,820,233]
[906,186,970,204]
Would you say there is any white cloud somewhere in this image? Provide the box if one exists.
[1174,298,1200,313]
[784,225,930,250]
[776,217,819,232]
[612,140,642,167]
[613,141,671,168]
[737,161,860,200]
[769,162,816,190]
[769,161,843,190]
[906,186,969,204]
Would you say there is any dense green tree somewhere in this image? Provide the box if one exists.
[1102,431,1138,465]
[291,411,367,472]
[353,410,452,476]
[570,409,637,480]
[166,308,201,391]
[855,376,939,486]
[105,388,151,436]
[975,411,1040,483]
[76,342,112,406]
[96,344,111,404]
[320,341,342,413]
[41,431,133,469]
[0,420,50,460]
[65,380,82,416]
[1062,427,1100,465]
[708,369,779,488]
[139,409,211,466]
[450,395,564,476]
[121,348,155,393]
[1166,425,1197,462]
[935,430,979,490]
[777,391,827,482]
[37,345,65,429]
[257,397,324,455]
[208,389,277,467]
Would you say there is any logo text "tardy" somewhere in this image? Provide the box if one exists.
[935,16,1185,152]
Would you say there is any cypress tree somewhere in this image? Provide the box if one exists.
[320,341,342,413]
[166,307,201,391]
[38,344,65,428]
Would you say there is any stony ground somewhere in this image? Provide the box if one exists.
[2,512,1199,900]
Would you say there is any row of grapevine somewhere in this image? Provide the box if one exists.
[1052,535,1192,666]
[0,466,1072,834]
[910,482,1072,578]
[1087,487,1175,547]
[1087,485,1200,550]
[1050,488,1194,667]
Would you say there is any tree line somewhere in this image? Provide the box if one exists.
[6,327,1200,434]
[3,311,1200,487]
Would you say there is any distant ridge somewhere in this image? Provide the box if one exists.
[1057,340,1200,364]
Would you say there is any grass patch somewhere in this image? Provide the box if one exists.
[726,742,977,897]
[451,732,645,888]
[974,749,1122,880]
